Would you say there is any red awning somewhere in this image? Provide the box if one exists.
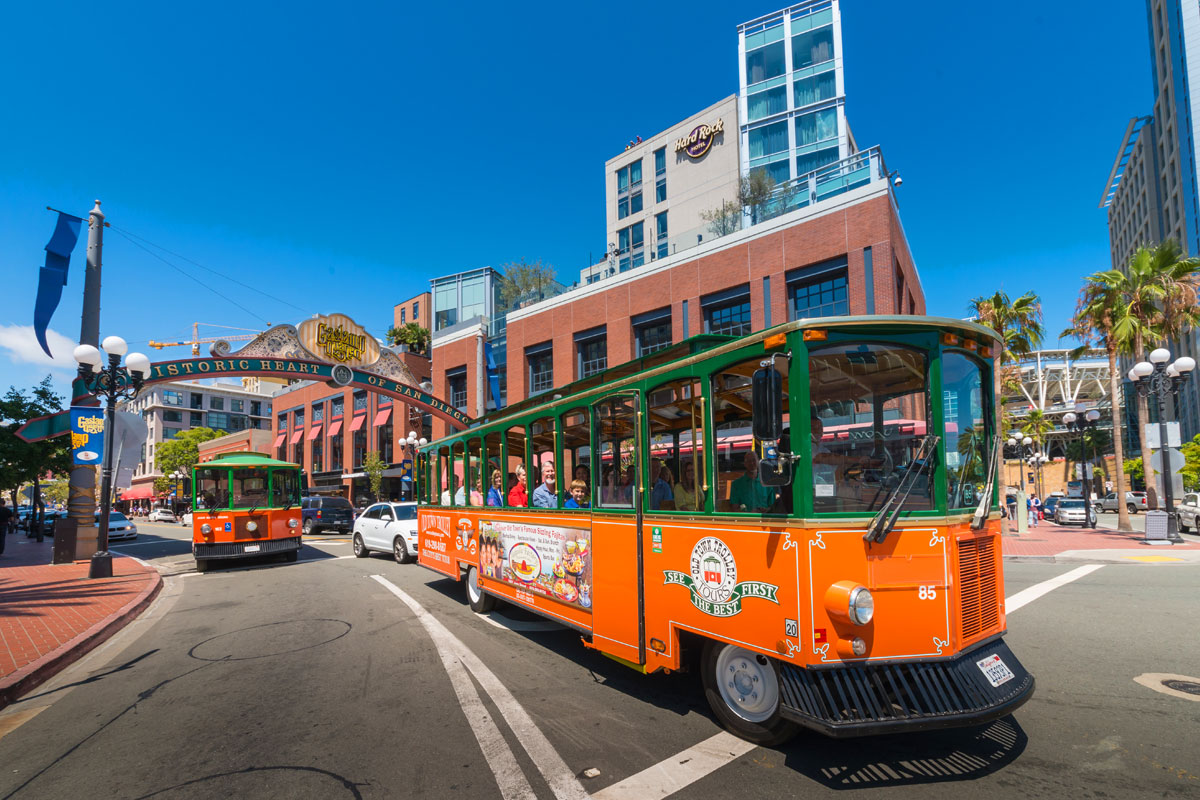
[273,432,286,448]
[307,423,323,441]
[349,413,366,432]
[290,428,304,445]
[327,418,343,438]
[120,485,156,500]
[374,407,392,427]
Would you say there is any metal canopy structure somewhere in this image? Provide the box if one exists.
[1004,348,1114,449]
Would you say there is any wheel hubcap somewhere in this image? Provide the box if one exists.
[467,568,482,603]
[715,646,779,723]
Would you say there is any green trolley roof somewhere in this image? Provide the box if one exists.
[196,452,300,468]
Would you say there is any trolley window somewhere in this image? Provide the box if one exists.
[270,468,301,507]
[231,468,270,509]
[195,467,230,510]
[943,351,992,509]
[807,342,933,514]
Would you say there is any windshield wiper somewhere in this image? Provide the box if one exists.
[864,434,940,545]
[970,434,1002,531]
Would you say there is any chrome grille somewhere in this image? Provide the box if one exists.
[958,536,999,641]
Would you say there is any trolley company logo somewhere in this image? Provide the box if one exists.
[674,118,724,159]
[298,313,381,368]
[663,536,779,617]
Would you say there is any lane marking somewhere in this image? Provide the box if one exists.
[1123,555,1184,562]
[371,575,588,800]
[591,732,757,800]
[1005,564,1105,614]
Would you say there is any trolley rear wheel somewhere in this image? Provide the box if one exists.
[466,565,495,613]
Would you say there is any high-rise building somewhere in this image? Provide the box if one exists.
[738,0,849,187]
[1100,0,1200,440]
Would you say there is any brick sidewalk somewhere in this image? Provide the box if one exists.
[1001,517,1200,557]
[0,531,162,709]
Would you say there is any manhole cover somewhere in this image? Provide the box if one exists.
[1162,679,1200,695]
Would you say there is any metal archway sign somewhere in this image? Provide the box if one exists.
[16,315,470,442]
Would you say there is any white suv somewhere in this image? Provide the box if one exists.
[148,508,177,523]
[352,502,419,563]
[1178,493,1200,533]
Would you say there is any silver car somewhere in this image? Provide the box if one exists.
[1178,493,1200,533]
[97,511,138,542]
[1055,499,1097,527]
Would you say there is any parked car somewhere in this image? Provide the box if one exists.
[98,511,138,542]
[352,502,419,563]
[1042,496,1061,518]
[181,511,193,526]
[1099,491,1148,514]
[148,508,177,523]
[1055,498,1097,527]
[301,495,355,534]
[23,508,67,535]
[1177,493,1200,532]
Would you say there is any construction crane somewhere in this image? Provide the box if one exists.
[148,322,262,356]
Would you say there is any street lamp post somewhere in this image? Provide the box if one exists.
[1128,348,1196,538]
[403,430,427,501]
[74,336,150,579]
[1063,404,1101,527]
[170,470,187,514]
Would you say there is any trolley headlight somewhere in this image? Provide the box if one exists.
[848,587,874,626]
[288,518,299,529]
[200,524,212,535]
[246,520,258,533]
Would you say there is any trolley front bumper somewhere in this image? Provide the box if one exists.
[777,638,1034,738]
[193,536,302,561]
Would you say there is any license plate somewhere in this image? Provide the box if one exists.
[244,545,261,553]
[976,654,1015,687]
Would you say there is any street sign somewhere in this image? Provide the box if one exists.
[70,407,105,465]
[1145,422,1181,449]
[1148,448,1186,474]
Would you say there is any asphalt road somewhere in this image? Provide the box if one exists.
[0,523,1197,799]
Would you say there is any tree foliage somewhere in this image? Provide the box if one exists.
[737,169,795,224]
[154,427,223,478]
[498,259,557,309]
[968,290,1044,395]
[0,377,71,506]
[701,199,743,237]
[363,450,386,501]
[386,323,430,355]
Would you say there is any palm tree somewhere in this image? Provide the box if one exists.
[1020,408,1055,499]
[1092,240,1200,505]
[969,291,1044,498]
[1063,280,1133,531]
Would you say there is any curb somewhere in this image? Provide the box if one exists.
[0,568,163,711]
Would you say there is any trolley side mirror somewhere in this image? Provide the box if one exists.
[752,366,783,442]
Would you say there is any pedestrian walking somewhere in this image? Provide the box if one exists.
[1029,493,1041,527]
[0,498,11,556]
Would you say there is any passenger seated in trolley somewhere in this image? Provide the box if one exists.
[531,461,557,508]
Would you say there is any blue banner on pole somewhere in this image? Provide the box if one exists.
[33,211,84,358]
[70,406,105,465]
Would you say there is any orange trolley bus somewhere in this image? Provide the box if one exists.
[190,453,304,572]
[417,316,1033,744]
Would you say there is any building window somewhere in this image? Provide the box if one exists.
[617,222,645,271]
[164,410,182,423]
[795,107,837,147]
[792,24,834,70]
[793,70,836,110]
[163,427,181,440]
[617,160,642,193]
[655,212,668,259]
[379,423,393,463]
[353,390,368,413]
[250,401,262,416]
[576,327,607,378]
[163,390,183,406]
[312,439,324,473]
[447,368,468,411]
[208,412,230,431]
[461,275,486,322]
[329,433,343,471]
[527,344,554,395]
[313,403,323,422]
[748,84,787,121]
[190,412,202,426]
[788,258,849,320]
[434,282,458,330]
[400,308,406,324]
[353,428,367,468]
[331,396,344,417]
[413,301,419,319]
[230,399,244,413]
[745,39,785,85]
[702,285,753,337]
[633,308,672,357]
[656,176,666,203]
[210,396,224,411]
[748,120,789,160]
[191,393,203,409]
[278,414,287,431]
[293,409,305,430]
[796,147,838,177]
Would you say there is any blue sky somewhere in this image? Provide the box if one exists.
[0,1,1149,400]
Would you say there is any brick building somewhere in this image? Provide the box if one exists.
[197,429,276,462]
[269,351,432,504]
[431,177,921,438]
